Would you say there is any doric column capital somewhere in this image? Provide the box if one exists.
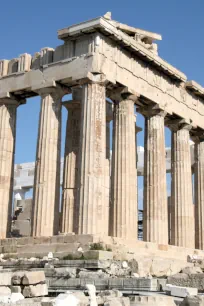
[191,130,204,143]
[108,86,139,103]
[81,72,107,86]
[139,104,166,118]
[32,81,70,99]
[62,100,80,110]
[62,86,82,110]
[166,118,192,132]
[0,92,25,106]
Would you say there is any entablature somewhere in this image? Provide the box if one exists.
[0,13,203,131]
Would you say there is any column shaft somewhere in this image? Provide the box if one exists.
[75,83,106,235]
[195,140,204,249]
[0,103,17,238]
[171,126,194,248]
[32,88,63,237]
[61,104,80,233]
[143,113,168,244]
[110,99,137,239]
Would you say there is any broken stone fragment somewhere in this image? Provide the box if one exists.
[181,266,203,275]
[23,283,48,297]
[22,271,46,285]
[165,284,198,298]
[180,295,204,306]
[41,293,80,306]
[12,271,25,285]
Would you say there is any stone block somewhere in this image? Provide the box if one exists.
[106,278,123,289]
[33,236,51,245]
[157,278,167,291]
[94,279,109,290]
[12,272,26,285]
[158,244,169,251]
[23,284,48,297]
[180,295,204,305]
[78,269,108,279]
[18,53,32,72]
[3,245,17,253]
[42,293,82,306]
[84,250,113,260]
[0,286,11,295]
[124,278,158,291]
[8,58,18,74]
[0,238,17,246]
[54,267,77,278]
[22,271,46,285]
[16,237,34,246]
[0,272,12,285]
[98,290,123,299]
[40,48,54,66]
[31,52,41,70]
[129,295,176,305]
[167,273,204,291]
[13,220,31,237]
[10,286,21,293]
[181,266,203,275]
[166,284,198,298]
[0,60,9,77]
[53,45,65,62]
[49,277,80,288]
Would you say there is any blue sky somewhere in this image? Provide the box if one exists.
[0,0,203,205]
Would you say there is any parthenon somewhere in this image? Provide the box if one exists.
[0,12,204,252]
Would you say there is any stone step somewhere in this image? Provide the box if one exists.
[0,234,95,247]
[47,277,159,292]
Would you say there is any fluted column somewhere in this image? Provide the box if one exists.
[104,101,113,236]
[61,98,81,234]
[75,82,106,235]
[143,110,168,244]
[110,95,137,239]
[0,96,23,238]
[135,122,142,165]
[32,86,66,237]
[170,123,194,248]
[194,136,204,249]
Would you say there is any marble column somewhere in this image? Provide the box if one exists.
[110,95,138,239]
[0,97,21,238]
[170,123,194,248]
[61,99,81,234]
[143,111,168,245]
[32,86,65,237]
[104,101,113,236]
[75,82,106,235]
[194,136,204,249]
[135,123,142,166]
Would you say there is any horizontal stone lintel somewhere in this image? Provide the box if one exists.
[0,54,203,131]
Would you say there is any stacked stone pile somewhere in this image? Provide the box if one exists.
[0,271,48,299]
[167,266,204,292]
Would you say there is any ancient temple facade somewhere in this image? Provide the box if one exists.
[0,13,204,251]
